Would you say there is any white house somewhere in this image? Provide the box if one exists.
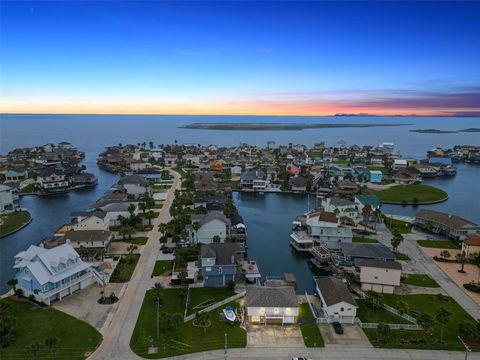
[246,286,299,325]
[164,154,177,166]
[230,165,242,177]
[130,160,150,171]
[117,175,152,199]
[70,211,109,231]
[0,184,15,214]
[183,154,201,165]
[321,196,359,222]
[354,259,402,294]
[188,211,231,244]
[64,230,113,251]
[393,159,408,170]
[314,276,357,323]
[13,242,100,305]
[36,168,69,193]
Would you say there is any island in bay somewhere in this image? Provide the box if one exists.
[410,128,480,134]
[180,122,410,131]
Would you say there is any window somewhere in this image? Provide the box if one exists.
[340,307,344,312]
[206,267,212,272]
[218,267,222,274]
[374,276,378,279]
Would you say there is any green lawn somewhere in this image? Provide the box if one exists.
[19,183,37,194]
[417,240,460,249]
[299,303,324,347]
[149,203,164,209]
[151,260,173,277]
[375,184,448,204]
[154,184,172,190]
[173,166,189,178]
[0,211,31,236]
[231,180,240,190]
[187,288,236,316]
[130,288,246,358]
[384,217,412,234]
[139,211,160,219]
[353,236,378,243]
[307,150,323,158]
[333,159,350,165]
[394,252,411,261]
[0,297,102,360]
[116,236,148,245]
[403,274,440,288]
[110,254,140,282]
[356,300,411,324]
[363,294,476,350]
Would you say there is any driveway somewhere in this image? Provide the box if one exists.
[247,324,304,348]
[53,282,124,331]
[319,323,372,348]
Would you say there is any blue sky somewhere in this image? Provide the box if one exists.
[1,1,479,115]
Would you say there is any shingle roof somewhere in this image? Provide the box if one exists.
[329,196,355,207]
[464,235,480,246]
[118,175,149,186]
[354,259,402,270]
[341,243,395,260]
[355,195,381,207]
[314,276,356,307]
[246,286,298,308]
[191,211,231,226]
[416,209,478,229]
[319,212,338,223]
[64,230,112,242]
[200,243,244,265]
[240,169,265,181]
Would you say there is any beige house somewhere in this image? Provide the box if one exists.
[245,286,299,325]
[462,235,480,258]
[355,259,402,294]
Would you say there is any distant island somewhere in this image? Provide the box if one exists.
[180,122,410,131]
[410,128,480,134]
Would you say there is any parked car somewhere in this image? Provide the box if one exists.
[161,247,174,254]
[332,321,344,335]
[292,358,311,360]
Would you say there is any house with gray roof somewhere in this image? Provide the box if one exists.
[240,169,267,192]
[340,243,396,263]
[354,259,402,294]
[321,196,360,222]
[245,285,299,325]
[188,211,231,244]
[200,243,244,287]
[117,175,152,199]
[314,276,357,323]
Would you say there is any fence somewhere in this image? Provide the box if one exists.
[356,318,422,330]
[184,291,246,322]
[383,303,418,324]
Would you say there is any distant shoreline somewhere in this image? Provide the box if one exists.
[179,123,411,131]
[409,128,480,134]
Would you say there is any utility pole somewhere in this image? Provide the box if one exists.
[458,336,471,360]
[224,332,227,360]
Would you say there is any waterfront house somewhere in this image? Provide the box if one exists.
[245,286,299,325]
[415,210,480,241]
[64,230,113,251]
[164,153,177,166]
[354,195,381,212]
[13,242,98,305]
[117,175,152,200]
[334,180,358,196]
[340,243,396,263]
[392,168,421,184]
[188,211,231,244]
[462,235,480,258]
[230,165,242,177]
[0,184,15,214]
[192,194,227,209]
[200,243,244,287]
[70,211,110,231]
[321,196,359,223]
[129,160,150,171]
[133,168,164,182]
[314,276,357,324]
[291,210,353,251]
[229,212,247,242]
[354,259,402,294]
[4,168,28,181]
[240,169,267,192]
[288,175,307,193]
[368,170,383,183]
[72,173,98,187]
[393,159,408,170]
[36,167,69,193]
[412,163,438,177]
[100,202,137,226]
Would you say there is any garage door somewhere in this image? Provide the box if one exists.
[283,316,295,324]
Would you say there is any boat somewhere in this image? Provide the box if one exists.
[223,306,236,322]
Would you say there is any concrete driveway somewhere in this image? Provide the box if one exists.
[319,323,372,348]
[53,282,125,331]
[247,324,305,348]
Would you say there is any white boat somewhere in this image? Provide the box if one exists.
[223,306,236,322]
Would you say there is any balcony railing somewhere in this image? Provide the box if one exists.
[39,271,93,298]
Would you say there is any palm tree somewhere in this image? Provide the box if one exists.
[6,278,18,293]
[128,203,136,216]
[139,202,147,213]
[145,211,157,226]
[45,337,59,360]
[192,222,201,243]
[391,230,404,252]
[116,215,126,226]
[195,312,211,336]
[396,300,409,316]
[435,307,452,342]
[119,227,129,240]
[125,226,135,240]
[418,313,434,334]
[457,252,467,273]
[376,323,390,343]
[159,223,169,235]
[154,282,163,340]
[458,321,477,340]
[362,204,372,229]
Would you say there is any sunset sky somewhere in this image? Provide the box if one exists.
[1,1,479,116]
